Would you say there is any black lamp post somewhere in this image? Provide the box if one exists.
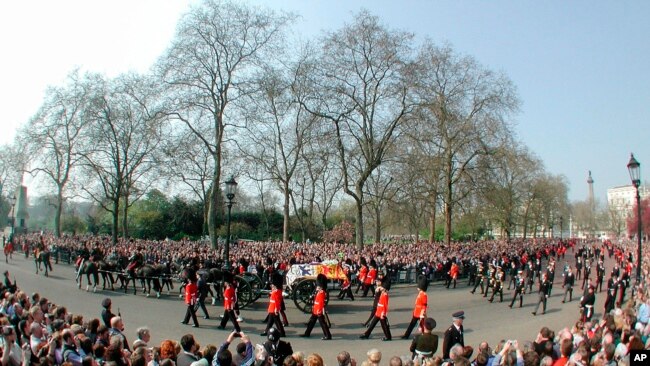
[560,216,563,241]
[8,195,16,238]
[627,153,642,283]
[223,176,238,271]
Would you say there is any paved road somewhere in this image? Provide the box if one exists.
[1,250,611,364]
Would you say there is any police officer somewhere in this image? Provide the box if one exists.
[300,274,332,340]
[442,311,465,360]
[562,266,575,303]
[402,276,428,339]
[264,327,293,366]
[509,270,525,308]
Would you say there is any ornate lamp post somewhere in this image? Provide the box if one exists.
[8,195,16,238]
[627,153,642,283]
[223,176,238,271]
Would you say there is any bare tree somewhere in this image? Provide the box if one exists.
[19,70,90,237]
[299,11,415,248]
[414,42,519,244]
[156,0,293,249]
[239,64,314,242]
[81,74,161,244]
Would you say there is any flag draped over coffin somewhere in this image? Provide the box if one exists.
[286,260,347,288]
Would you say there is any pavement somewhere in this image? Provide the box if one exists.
[1,249,612,364]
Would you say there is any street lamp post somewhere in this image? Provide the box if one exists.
[560,216,563,241]
[223,176,238,271]
[8,195,16,238]
[627,153,642,283]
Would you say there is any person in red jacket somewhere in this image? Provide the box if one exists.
[360,276,392,341]
[218,273,241,332]
[181,272,199,327]
[447,261,460,289]
[261,275,285,337]
[402,276,429,339]
[362,260,378,297]
[300,274,332,340]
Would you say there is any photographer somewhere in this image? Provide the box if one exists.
[1,325,30,366]
[213,331,253,366]
[491,340,523,366]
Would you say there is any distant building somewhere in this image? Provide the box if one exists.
[607,184,649,214]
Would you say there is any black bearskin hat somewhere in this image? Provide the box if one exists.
[417,275,429,291]
[316,273,328,289]
[381,276,391,291]
[271,272,284,289]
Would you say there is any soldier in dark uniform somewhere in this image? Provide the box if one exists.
[580,285,596,321]
[596,260,605,292]
[509,270,525,308]
[442,311,465,360]
[604,273,617,314]
[581,259,592,290]
[101,298,115,328]
[562,266,575,303]
[616,275,627,307]
[488,267,504,303]
[196,273,211,319]
[546,263,556,296]
[470,262,485,295]
[484,264,495,298]
[532,273,550,316]
[575,256,583,281]
[300,274,332,340]
[526,260,535,293]
[410,317,438,363]
[507,262,518,290]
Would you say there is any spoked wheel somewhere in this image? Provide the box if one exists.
[241,272,264,302]
[292,279,316,313]
[235,275,254,309]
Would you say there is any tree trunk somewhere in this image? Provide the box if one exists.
[429,198,437,243]
[55,188,63,238]
[354,186,365,249]
[374,204,381,244]
[208,172,220,250]
[122,194,129,239]
[283,183,290,243]
[111,200,119,245]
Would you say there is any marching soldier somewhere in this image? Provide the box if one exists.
[507,262,518,290]
[470,262,485,295]
[509,270,526,308]
[363,276,383,327]
[181,271,200,328]
[581,259,592,290]
[401,276,428,339]
[488,266,504,303]
[355,258,368,294]
[562,266,575,303]
[576,256,583,281]
[532,273,551,316]
[546,263,556,296]
[484,264,495,298]
[360,277,392,341]
[362,260,378,297]
[300,274,332,340]
[604,273,617,314]
[616,274,627,306]
[526,260,535,293]
[218,273,241,333]
[596,260,605,292]
[337,259,355,301]
[580,285,596,321]
[261,275,285,337]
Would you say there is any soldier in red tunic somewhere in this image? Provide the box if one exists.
[360,276,392,341]
[300,274,332,340]
[355,257,368,294]
[402,276,429,339]
[181,272,199,327]
[261,275,285,337]
[218,273,241,332]
[362,260,378,297]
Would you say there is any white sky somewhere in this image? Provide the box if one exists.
[1,0,649,202]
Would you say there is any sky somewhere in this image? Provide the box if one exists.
[0,0,648,203]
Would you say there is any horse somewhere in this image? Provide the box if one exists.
[97,259,123,291]
[76,258,99,292]
[34,249,53,277]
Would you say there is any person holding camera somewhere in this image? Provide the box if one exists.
[490,340,523,366]
[214,331,253,366]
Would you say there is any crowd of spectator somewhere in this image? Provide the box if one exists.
[2,233,650,366]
